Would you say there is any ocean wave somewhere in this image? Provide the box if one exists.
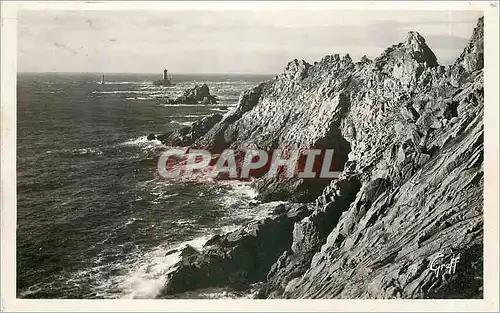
[102,81,151,85]
[170,120,194,127]
[222,181,259,199]
[136,178,172,190]
[210,108,229,113]
[116,230,216,299]
[172,285,260,299]
[92,90,160,95]
[218,181,258,209]
[116,221,248,299]
[64,207,252,299]
[212,95,239,101]
[159,103,209,107]
[211,81,252,85]
[163,114,207,118]
[125,97,151,100]
[215,181,287,223]
[19,283,44,297]
[123,217,141,227]
[92,90,134,94]
[118,136,164,150]
[173,219,196,226]
[45,147,103,156]
[149,189,179,204]
[118,246,181,299]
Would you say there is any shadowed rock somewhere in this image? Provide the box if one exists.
[162,203,312,295]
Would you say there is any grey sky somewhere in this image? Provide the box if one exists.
[18,10,483,74]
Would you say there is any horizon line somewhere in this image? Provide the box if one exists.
[17,71,279,75]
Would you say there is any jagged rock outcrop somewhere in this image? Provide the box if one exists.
[166,83,219,105]
[158,26,447,202]
[154,113,223,146]
[261,17,484,299]
[451,17,484,86]
[258,174,362,298]
[159,17,484,299]
[161,203,312,296]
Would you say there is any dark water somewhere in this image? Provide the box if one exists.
[16,73,274,299]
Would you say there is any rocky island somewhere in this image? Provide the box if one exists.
[165,83,219,105]
[152,17,484,299]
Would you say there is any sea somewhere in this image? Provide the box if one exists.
[16,73,275,299]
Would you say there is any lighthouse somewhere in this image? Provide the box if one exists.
[154,68,174,86]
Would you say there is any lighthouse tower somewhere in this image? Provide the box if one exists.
[154,68,174,86]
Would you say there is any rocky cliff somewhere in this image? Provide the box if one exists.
[159,17,484,299]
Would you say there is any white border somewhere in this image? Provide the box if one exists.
[1,1,499,312]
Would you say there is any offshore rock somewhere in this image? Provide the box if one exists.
[166,83,219,105]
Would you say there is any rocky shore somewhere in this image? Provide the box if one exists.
[154,17,484,299]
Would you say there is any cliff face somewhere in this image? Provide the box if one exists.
[160,17,484,299]
[161,20,478,203]
[264,16,484,299]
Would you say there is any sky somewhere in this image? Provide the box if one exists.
[18,10,483,74]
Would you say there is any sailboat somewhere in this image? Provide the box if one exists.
[100,74,105,85]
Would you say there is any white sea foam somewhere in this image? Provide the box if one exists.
[211,81,251,85]
[119,136,163,150]
[215,181,288,222]
[110,218,246,299]
[139,86,161,90]
[221,180,259,199]
[116,229,217,299]
[219,224,241,234]
[118,247,181,299]
[92,90,158,95]
[173,219,196,226]
[45,147,103,156]
[125,97,151,100]
[75,195,257,299]
[92,90,134,94]
[165,114,207,118]
[183,236,211,252]
[124,217,140,227]
[217,181,262,219]
[210,108,229,113]
[19,283,43,297]
[170,120,194,127]
[159,103,208,107]
[103,81,151,85]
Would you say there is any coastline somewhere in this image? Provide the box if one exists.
[151,17,485,299]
